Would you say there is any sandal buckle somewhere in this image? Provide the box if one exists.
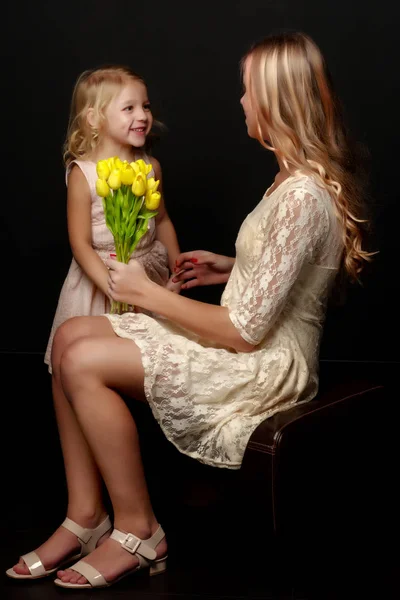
[121,533,141,554]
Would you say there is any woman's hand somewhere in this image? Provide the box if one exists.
[106,255,253,353]
[106,258,151,306]
[172,251,235,290]
[165,273,183,293]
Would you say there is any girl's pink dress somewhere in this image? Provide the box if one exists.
[44,157,169,371]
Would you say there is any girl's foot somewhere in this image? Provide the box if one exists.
[57,525,167,586]
[12,513,110,576]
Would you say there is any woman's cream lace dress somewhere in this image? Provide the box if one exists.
[106,174,344,469]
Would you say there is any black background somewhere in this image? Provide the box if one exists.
[2,0,399,361]
[1,4,398,598]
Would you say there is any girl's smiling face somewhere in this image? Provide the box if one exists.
[104,80,153,148]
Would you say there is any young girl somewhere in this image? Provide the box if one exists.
[44,65,181,370]
[8,32,372,588]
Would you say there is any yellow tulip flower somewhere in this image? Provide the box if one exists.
[107,156,118,171]
[114,157,123,170]
[96,160,110,181]
[135,158,153,175]
[96,178,110,197]
[145,190,161,211]
[120,163,134,185]
[108,169,122,190]
[146,177,160,193]
[130,161,140,174]
[132,172,146,196]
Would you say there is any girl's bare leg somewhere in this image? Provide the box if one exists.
[13,317,116,575]
[56,330,167,585]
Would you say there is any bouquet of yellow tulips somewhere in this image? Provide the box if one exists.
[95,156,161,314]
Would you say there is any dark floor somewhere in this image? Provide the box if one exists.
[1,353,397,600]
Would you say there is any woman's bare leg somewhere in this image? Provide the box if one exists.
[56,331,167,585]
[13,316,116,575]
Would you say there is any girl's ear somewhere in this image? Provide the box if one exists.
[86,107,99,128]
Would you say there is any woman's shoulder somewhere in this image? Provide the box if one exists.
[281,173,333,208]
[265,174,335,234]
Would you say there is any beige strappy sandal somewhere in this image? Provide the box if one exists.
[54,524,167,589]
[6,515,112,580]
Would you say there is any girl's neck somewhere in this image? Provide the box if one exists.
[89,141,143,163]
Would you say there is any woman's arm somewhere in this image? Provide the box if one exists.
[67,165,109,295]
[107,259,255,353]
[107,187,330,351]
[151,157,180,271]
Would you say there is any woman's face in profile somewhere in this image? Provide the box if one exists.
[240,58,256,139]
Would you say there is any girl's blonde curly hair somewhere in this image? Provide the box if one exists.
[63,65,161,166]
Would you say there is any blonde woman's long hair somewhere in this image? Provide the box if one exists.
[242,32,373,281]
[63,65,158,166]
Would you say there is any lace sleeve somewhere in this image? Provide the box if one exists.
[229,187,330,346]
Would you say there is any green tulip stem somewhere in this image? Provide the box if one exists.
[105,189,155,315]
